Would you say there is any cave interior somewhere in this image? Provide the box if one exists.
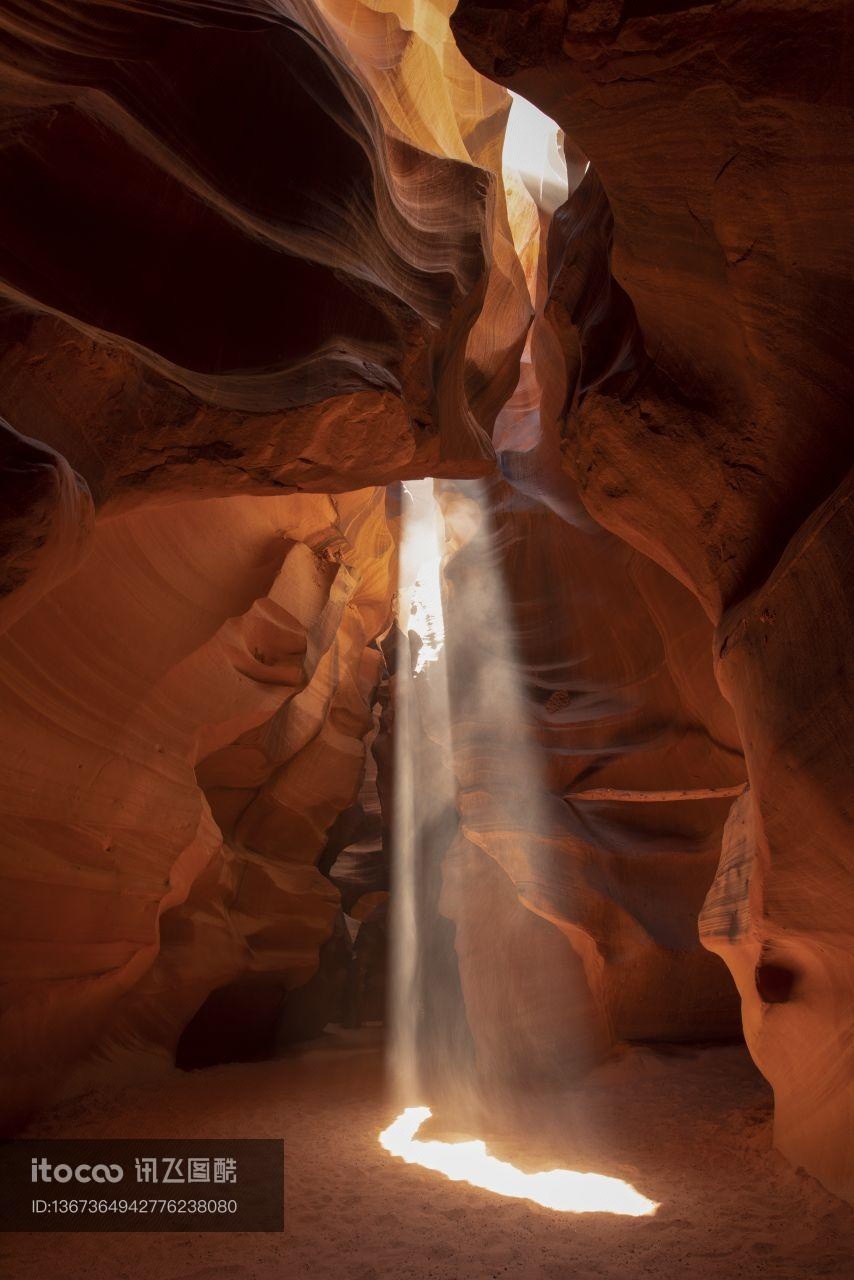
[0,1,853,1276]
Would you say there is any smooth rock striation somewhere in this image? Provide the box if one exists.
[0,486,395,1123]
[0,0,526,1124]
[452,0,854,1201]
[0,0,850,1211]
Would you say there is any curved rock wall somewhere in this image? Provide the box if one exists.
[0,0,530,624]
[436,472,745,1086]
[425,112,745,1091]
[0,486,394,1122]
[1,0,850,1207]
[0,0,526,1125]
[452,0,854,1201]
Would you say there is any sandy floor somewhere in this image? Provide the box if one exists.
[3,1032,852,1280]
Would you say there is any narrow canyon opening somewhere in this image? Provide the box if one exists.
[1,1,852,1277]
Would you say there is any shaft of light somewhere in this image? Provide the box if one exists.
[389,478,452,1103]
[379,1107,658,1217]
[387,481,657,1218]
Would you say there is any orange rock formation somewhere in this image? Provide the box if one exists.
[453,0,854,1202]
[0,0,851,1210]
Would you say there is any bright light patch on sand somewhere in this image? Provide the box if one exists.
[379,1107,658,1217]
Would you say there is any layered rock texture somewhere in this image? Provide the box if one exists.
[0,0,851,1211]
[0,0,527,1123]
[0,0,535,612]
[453,0,854,1201]
[1,486,395,1113]
[438,474,745,1072]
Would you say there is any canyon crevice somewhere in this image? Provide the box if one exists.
[1,0,852,1217]
[450,0,854,1202]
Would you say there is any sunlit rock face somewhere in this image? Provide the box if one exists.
[0,487,394,1123]
[1,0,850,1213]
[700,475,854,1205]
[425,92,744,1093]
[0,0,534,616]
[452,0,854,1201]
[0,0,531,1124]
[437,472,744,1086]
[312,0,533,436]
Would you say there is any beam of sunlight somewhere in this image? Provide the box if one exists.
[385,480,658,1217]
[389,479,454,1103]
[379,1107,658,1216]
[397,479,446,675]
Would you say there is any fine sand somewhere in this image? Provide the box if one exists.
[3,1031,852,1280]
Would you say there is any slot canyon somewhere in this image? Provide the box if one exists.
[0,1,852,1276]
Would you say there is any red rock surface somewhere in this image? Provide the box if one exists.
[452,0,854,1201]
[0,0,533,612]
[435,471,745,1087]
[0,486,396,1120]
[0,0,523,1124]
[0,0,851,1214]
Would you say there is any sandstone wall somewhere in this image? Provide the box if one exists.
[0,0,850,1206]
[0,0,521,1124]
[452,0,854,1201]
[0,487,395,1123]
